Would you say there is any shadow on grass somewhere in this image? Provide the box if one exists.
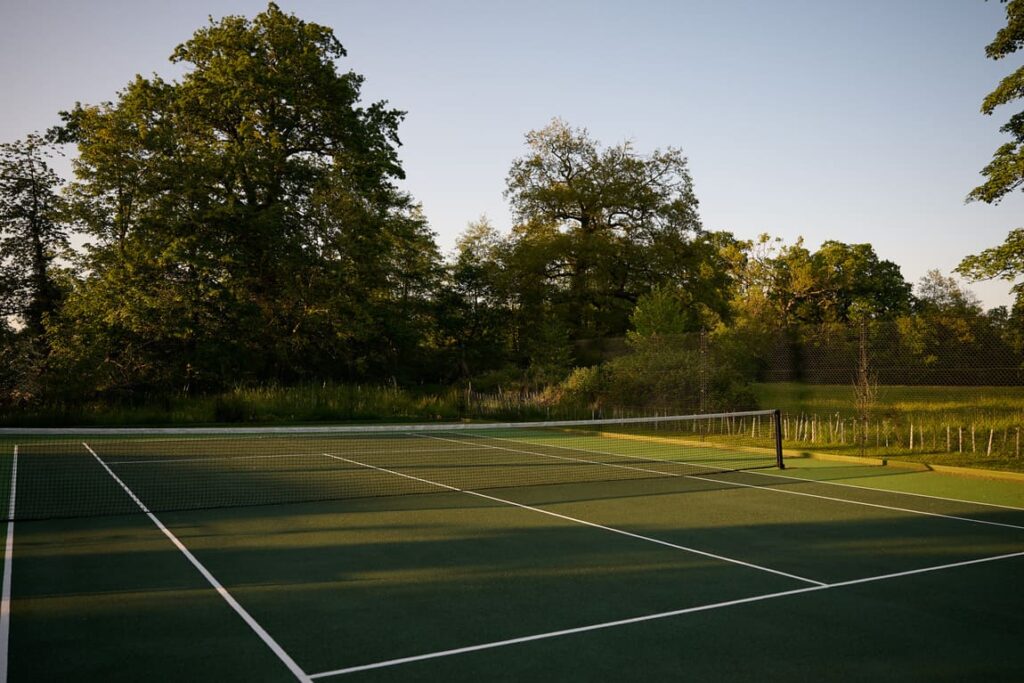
[9,473,1024,681]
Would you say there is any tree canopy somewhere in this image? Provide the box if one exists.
[502,118,728,340]
[49,3,438,393]
[969,0,1024,204]
[0,2,1014,417]
[0,134,68,341]
[728,236,911,327]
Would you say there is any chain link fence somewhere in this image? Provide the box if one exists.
[572,321,1024,471]
[745,321,1024,469]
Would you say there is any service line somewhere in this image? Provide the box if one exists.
[310,548,1024,678]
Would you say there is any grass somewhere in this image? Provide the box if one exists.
[754,382,1024,472]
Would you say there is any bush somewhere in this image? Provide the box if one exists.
[545,338,756,413]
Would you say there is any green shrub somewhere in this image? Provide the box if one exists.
[545,339,756,414]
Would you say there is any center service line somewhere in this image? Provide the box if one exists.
[323,453,825,586]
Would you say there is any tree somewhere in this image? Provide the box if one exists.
[437,217,514,378]
[810,241,912,321]
[914,270,983,317]
[627,284,689,342]
[894,270,1012,382]
[0,133,69,342]
[968,0,1024,204]
[503,118,725,342]
[730,237,911,327]
[956,227,1024,301]
[958,3,1024,310]
[52,3,439,392]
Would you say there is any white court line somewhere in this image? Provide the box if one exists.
[0,446,17,683]
[112,452,321,465]
[323,453,824,587]
[110,445,491,465]
[308,547,1024,678]
[82,443,310,683]
[742,468,1024,511]
[544,433,1024,512]
[425,434,682,478]
[474,434,1024,532]
[694,471,1024,532]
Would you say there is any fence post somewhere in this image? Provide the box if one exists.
[773,409,785,469]
[699,327,708,414]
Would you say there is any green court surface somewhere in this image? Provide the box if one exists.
[2,430,1023,681]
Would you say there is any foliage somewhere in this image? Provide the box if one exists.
[627,284,698,343]
[548,293,757,412]
[2,3,1019,426]
[956,228,1024,309]
[0,133,68,340]
[729,236,911,327]
[523,314,573,385]
[502,118,730,342]
[554,344,754,413]
[436,217,514,379]
[969,0,1024,204]
[49,3,439,394]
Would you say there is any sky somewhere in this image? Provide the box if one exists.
[2,0,1022,308]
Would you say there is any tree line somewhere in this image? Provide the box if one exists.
[2,3,1023,411]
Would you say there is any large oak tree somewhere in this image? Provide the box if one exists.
[52,3,439,392]
[503,119,729,343]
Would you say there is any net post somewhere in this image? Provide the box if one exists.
[773,409,785,469]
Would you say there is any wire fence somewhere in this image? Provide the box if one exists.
[571,321,1024,470]
[740,321,1024,469]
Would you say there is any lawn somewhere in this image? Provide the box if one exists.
[753,383,1024,472]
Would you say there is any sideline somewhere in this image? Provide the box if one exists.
[82,442,311,683]
[0,446,17,683]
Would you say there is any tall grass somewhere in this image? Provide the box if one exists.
[0,383,580,427]
[755,383,1024,471]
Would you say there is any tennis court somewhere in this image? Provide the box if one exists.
[1,410,1023,681]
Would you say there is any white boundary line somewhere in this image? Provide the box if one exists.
[551,433,1024,512]
[474,434,1024,532]
[0,446,17,683]
[82,443,310,683]
[112,452,322,465]
[743,468,1024,511]
[323,453,825,587]
[309,548,1024,678]
[424,434,685,478]
[109,445,493,466]
[694,471,1024,531]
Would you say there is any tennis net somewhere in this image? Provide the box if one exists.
[0,409,783,521]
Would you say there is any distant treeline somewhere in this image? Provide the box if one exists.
[2,4,1022,414]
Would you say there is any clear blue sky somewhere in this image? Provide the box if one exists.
[2,0,1022,308]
